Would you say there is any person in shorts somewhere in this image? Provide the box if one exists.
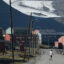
[49,49,53,60]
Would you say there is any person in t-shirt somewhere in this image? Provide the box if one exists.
[49,49,53,60]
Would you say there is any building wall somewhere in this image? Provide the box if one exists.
[5,34,10,41]
[55,36,64,48]
[55,41,58,48]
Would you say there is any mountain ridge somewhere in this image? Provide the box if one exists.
[0,0,64,33]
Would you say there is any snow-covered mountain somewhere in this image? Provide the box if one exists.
[0,0,64,33]
[3,0,61,18]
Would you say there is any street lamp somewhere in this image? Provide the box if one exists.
[9,0,14,64]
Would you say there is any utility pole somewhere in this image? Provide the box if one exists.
[28,12,33,60]
[48,36,49,49]
[9,0,14,64]
[28,12,33,35]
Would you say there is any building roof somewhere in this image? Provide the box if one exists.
[6,27,14,34]
[58,36,64,45]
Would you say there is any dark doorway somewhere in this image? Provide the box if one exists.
[58,43,63,49]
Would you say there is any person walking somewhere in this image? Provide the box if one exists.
[49,49,53,60]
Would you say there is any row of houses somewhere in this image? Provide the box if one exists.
[0,27,42,52]
[0,27,64,49]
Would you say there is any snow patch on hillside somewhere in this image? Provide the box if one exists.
[3,0,61,18]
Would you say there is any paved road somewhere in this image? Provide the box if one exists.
[25,49,64,64]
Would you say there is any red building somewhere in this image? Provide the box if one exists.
[55,36,64,48]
